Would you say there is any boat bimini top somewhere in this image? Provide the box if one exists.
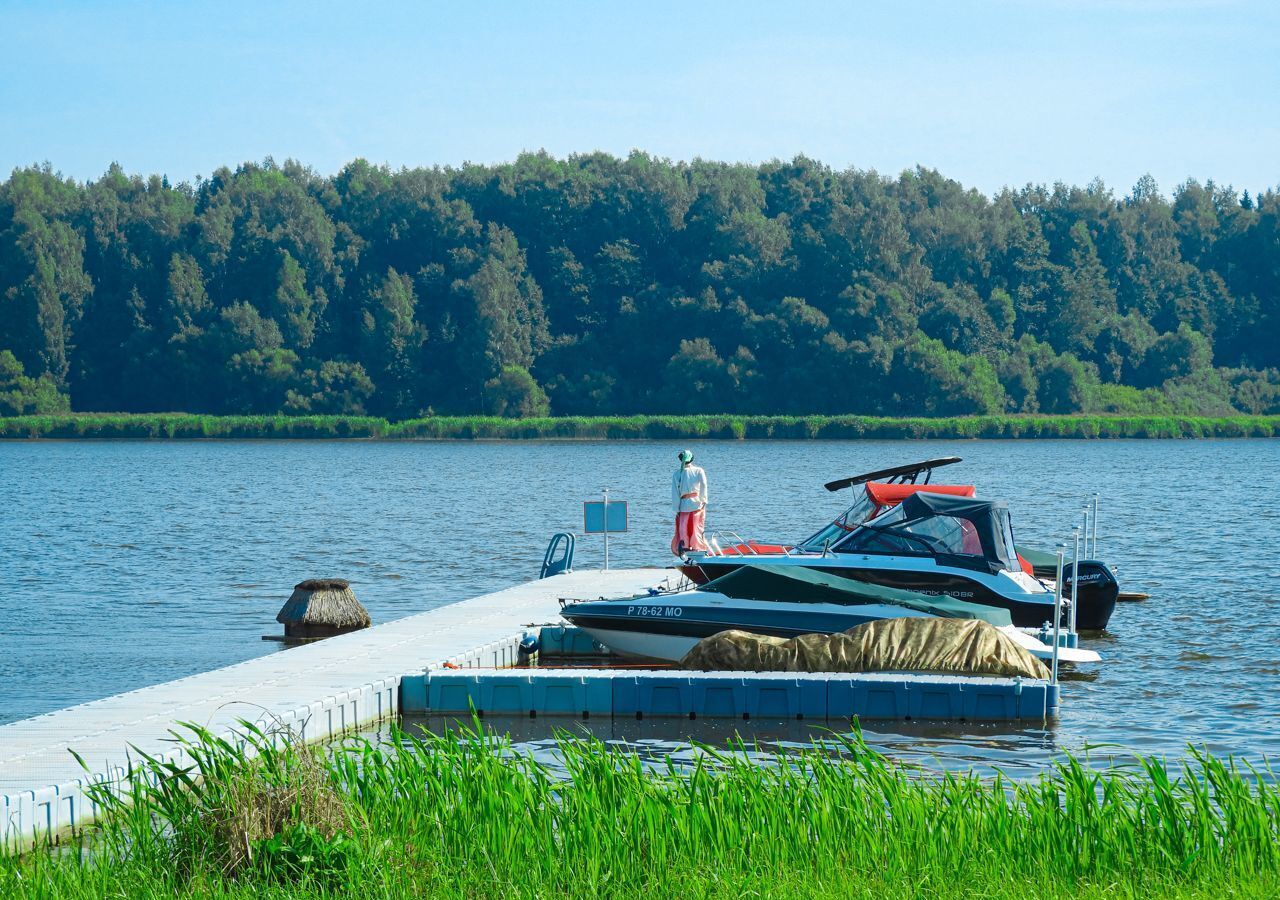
[831,492,1021,576]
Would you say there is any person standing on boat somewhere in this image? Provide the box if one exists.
[671,449,709,555]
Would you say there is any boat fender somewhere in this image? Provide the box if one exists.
[517,633,541,667]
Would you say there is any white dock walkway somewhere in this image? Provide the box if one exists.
[0,567,667,847]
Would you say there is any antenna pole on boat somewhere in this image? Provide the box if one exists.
[1070,527,1081,637]
[1081,504,1091,560]
[1091,493,1100,558]
[1051,547,1064,685]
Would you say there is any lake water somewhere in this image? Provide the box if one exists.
[3,439,1278,774]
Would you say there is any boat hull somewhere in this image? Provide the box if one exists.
[568,627,702,664]
[565,596,1100,665]
[563,596,936,663]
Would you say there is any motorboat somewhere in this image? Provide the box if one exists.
[684,491,1119,630]
[560,563,1101,665]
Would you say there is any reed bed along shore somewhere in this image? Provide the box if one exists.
[3,722,1278,899]
[3,411,1278,441]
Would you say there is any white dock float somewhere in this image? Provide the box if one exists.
[0,568,667,849]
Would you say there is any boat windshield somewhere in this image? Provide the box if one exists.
[797,493,877,551]
[833,505,984,558]
[831,492,1021,574]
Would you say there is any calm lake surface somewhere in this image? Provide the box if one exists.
[3,439,1278,774]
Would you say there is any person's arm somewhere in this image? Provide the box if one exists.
[698,468,708,507]
[672,470,681,514]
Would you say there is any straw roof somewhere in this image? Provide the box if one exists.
[276,580,371,629]
[295,578,350,591]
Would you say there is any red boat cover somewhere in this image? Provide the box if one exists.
[863,482,975,507]
[718,542,790,557]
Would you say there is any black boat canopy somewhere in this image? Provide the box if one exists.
[698,564,1013,626]
[823,457,961,492]
[833,491,1021,575]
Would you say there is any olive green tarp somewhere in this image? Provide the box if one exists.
[701,564,1013,627]
[680,617,1050,680]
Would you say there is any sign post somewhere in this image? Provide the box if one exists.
[583,490,628,571]
[603,489,610,570]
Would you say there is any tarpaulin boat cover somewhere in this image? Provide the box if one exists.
[700,564,1013,627]
[680,617,1050,679]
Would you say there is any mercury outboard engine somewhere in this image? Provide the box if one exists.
[1062,561,1119,630]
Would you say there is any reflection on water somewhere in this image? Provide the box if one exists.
[3,438,1279,774]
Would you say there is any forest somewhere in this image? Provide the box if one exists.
[1,153,1277,418]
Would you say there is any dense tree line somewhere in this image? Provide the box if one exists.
[1,154,1277,417]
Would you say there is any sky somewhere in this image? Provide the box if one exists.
[1,0,1277,197]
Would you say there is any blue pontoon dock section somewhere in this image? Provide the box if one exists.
[1,567,1059,850]
[402,667,1057,722]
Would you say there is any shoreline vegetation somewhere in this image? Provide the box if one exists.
[3,158,1279,429]
[3,722,1277,899]
[1,411,1277,441]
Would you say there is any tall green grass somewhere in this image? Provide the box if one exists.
[3,411,1278,440]
[3,721,1278,898]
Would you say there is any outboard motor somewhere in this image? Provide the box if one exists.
[1063,561,1119,630]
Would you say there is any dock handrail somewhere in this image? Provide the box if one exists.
[540,532,575,578]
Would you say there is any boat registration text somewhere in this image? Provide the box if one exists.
[626,606,684,618]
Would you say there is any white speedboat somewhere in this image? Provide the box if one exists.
[561,564,1100,665]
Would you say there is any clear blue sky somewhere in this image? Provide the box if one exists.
[2,0,1276,197]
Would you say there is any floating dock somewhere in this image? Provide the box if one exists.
[1,567,1060,850]
[404,666,1057,722]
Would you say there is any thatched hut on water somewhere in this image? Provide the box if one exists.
[275,578,371,640]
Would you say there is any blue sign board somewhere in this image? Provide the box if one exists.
[584,500,628,534]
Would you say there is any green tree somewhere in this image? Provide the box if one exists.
[358,267,421,416]
[483,365,551,417]
[0,349,70,414]
[286,360,375,414]
[442,225,548,411]
[662,338,736,413]
[892,334,1006,415]
[0,169,93,386]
